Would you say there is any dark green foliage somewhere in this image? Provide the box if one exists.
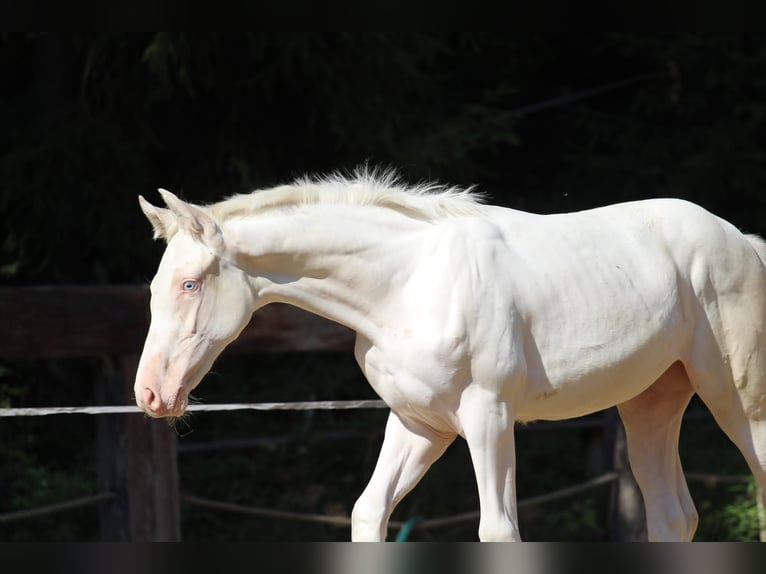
[4,34,766,283]
[2,34,766,540]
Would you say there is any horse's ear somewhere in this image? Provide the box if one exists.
[138,195,177,241]
[157,188,224,254]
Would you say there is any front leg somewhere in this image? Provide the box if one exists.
[459,388,521,541]
[351,411,455,541]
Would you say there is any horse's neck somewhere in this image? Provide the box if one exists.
[226,204,424,336]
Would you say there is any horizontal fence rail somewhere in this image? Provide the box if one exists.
[0,473,621,529]
[1,470,755,527]
[0,400,388,417]
[0,285,356,358]
[0,493,115,523]
[179,474,622,531]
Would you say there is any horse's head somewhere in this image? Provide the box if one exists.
[135,190,254,418]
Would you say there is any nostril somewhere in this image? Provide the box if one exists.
[142,387,157,409]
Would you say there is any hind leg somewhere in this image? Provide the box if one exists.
[685,323,766,528]
[617,362,698,541]
[695,385,766,518]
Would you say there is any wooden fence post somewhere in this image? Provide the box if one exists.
[122,354,181,541]
[96,354,181,541]
[95,357,129,540]
[604,407,646,541]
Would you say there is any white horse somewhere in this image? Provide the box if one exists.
[135,169,766,541]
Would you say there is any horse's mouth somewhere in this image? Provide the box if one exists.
[149,401,188,419]
[137,387,189,418]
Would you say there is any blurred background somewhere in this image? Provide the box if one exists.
[1,33,765,541]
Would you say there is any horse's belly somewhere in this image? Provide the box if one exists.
[508,233,687,421]
[514,343,680,421]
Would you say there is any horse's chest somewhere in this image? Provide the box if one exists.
[353,336,464,425]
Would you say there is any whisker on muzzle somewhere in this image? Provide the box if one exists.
[169,412,194,437]
[187,393,204,405]
[166,391,205,435]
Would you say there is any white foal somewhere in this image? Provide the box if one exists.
[135,169,766,541]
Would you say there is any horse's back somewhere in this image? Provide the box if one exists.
[488,197,765,300]
[477,198,766,420]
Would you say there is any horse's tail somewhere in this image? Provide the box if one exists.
[746,234,766,266]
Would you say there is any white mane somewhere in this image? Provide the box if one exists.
[207,167,486,223]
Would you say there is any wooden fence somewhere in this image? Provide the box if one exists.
[0,285,355,541]
[2,285,755,541]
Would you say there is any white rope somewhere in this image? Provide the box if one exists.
[0,399,388,417]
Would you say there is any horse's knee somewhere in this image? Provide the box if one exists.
[478,517,521,542]
[687,508,700,540]
[351,495,388,541]
[673,505,699,542]
[646,501,697,542]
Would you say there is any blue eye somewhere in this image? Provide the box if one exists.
[182,280,198,292]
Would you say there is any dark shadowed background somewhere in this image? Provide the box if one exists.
[1,33,765,541]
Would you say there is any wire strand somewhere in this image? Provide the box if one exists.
[0,399,389,417]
